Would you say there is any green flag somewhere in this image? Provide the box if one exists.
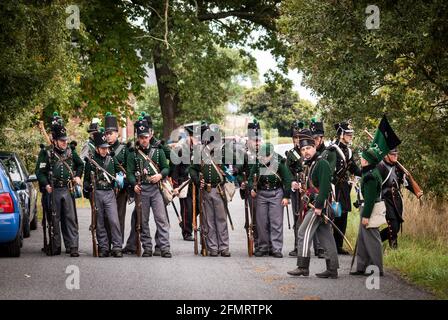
[371,115,401,158]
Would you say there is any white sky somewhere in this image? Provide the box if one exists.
[246,49,318,104]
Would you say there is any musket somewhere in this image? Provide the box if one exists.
[171,178,191,200]
[170,200,182,224]
[41,192,48,254]
[199,173,208,256]
[308,202,354,252]
[89,171,99,257]
[47,170,57,256]
[134,172,143,257]
[243,172,254,257]
[252,173,258,237]
[364,128,423,198]
[285,204,291,230]
[192,179,199,255]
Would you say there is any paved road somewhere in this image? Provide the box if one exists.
[0,196,434,300]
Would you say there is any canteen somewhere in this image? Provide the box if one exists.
[115,172,125,190]
[331,201,342,218]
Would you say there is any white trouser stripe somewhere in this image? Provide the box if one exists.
[303,213,317,257]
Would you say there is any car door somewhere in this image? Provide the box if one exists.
[16,155,37,220]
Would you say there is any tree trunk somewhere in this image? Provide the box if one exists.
[153,45,179,140]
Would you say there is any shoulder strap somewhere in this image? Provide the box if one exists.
[210,159,225,183]
[115,144,125,156]
[381,166,393,186]
[53,149,75,178]
[331,144,346,164]
[138,148,160,174]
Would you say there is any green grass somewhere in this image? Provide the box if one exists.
[346,207,448,300]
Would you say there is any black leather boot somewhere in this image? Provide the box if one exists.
[316,260,338,279]
[287,256,310,276]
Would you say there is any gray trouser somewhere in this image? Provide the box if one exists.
[116,189,127,243]
[140,184,170,251]
[256,188,284,254]
[95,190,122,251]
[53,188,79,250]
[296,209,339,269]
[202,188,229,252]
[291,190,322,252]
[356,212,383,272]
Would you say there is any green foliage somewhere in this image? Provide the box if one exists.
[0,1,79,126]
[76,0,146,121]
[279,0,448,198]
[239,73,317,136]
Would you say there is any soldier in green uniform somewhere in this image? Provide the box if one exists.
[190,123,231,257]
[286,121,305,257]
[249,143,292,258]
[235,120,263,254]
[36,121,84,257]
[83,128,124,257]
[377,148,414,249]
[350,146,384,276]
[80,118,100,160]
[170,122,203,241]
[104,112,129,243]
[325,121,361,255]
[127,118,171,258]
[287,129,339,278]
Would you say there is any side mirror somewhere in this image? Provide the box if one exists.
[27,174,37,183]
[13,181,27,191]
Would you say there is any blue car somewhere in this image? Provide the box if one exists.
[0,161,23,257]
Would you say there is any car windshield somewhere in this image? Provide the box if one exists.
[0,157,22,182]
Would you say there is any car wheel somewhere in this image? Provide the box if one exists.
[6,229,21,257]
[23,209,30,238]
[30,203,38,231]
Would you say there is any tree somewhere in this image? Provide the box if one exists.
[0,1,79,127]
[240,71,317,136]
[128,0,284,138]
[279,0,448,198]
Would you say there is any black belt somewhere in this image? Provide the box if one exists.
[96,181,114,190]
[258,183,282,190]
[52,180,69,188]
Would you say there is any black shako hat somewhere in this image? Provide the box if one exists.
[93,128,109,148]
[298,129,315,149]
[104,112,119,132]
[51,123,68,141]
[309,118,324,137]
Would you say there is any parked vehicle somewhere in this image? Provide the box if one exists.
[0,152,38,238]
[0,161,24,257]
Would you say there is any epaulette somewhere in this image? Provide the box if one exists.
[70,141,77,150]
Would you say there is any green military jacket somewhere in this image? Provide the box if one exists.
[361,166,383,219]
[235,148,257,185]
[36,145,84,188]
[248,154,292,199]
[189,161,228,187]
[110,140,128,171]
[83,152,122,190]
[307,155,332,209]
[126,143,169,187]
